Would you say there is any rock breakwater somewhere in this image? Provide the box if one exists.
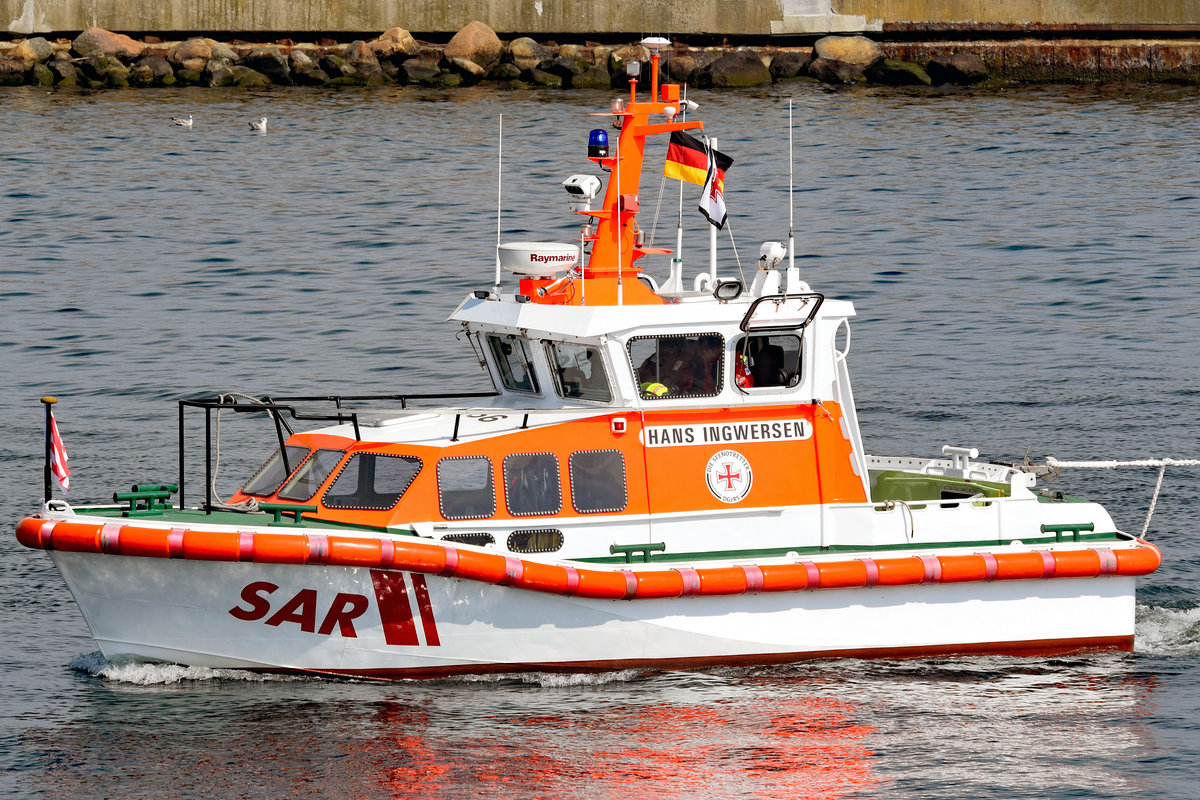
[3,22,1200,89]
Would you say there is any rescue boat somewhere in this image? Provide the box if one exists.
[16,40,1162,678]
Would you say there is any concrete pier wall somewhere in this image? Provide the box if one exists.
[6,0,1200,38]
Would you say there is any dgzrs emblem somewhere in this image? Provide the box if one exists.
[705,449,753,503]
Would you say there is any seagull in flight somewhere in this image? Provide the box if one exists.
[248,117,268,132]
[170,115,193,129]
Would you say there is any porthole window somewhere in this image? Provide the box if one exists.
[322,453,422,510]
[628,333,724,399]
[441,532,495,547]
[503,452,562,516]
[437,456,496,520]
[507,529,564,554]
[487,334,540,394]
[569,450,628,513]
[277,448,345,502]
[243,445,311,497]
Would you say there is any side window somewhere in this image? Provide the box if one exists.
[545,341,612,402]
[487,334,539,394]
[735,333,803,390]
[507,529,564,554]
[437,456,496,520]
[629,333,724,399]
[569,450,628,513]
[277,448,345,502]
[322,453,422,510]
[243,445,311,497]
[503,452,562,516]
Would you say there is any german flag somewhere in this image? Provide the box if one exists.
[664,130,710,186]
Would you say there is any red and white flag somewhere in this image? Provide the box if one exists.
[48,411,70,492]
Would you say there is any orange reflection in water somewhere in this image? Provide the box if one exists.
[367,693,877,800]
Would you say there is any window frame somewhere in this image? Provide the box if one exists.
[276,448,346,502]
[627,332,725,400]
[502,452,563,517]
[486,333,541,395]
[242,444,312,497]
[544,340,613,403]
[321,452,423,511]
[568,449,629,514]
[733,331,804,393]
[436,455,497,521]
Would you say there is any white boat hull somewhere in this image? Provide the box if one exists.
[51,551,1135,677]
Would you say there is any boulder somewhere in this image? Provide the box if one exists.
[319,54,357,79]
[14,37,54,63]
[812,35,884,69]
[137,54,175,84]
[444,21,503,68]
[687,67,714,89]
[72,27,144,60]
[927,52,987,85]
[48,59,78,86]
[371,27,421,60]
[808,57,865,84]
[340,40,379,67]
[127,63,155,87]
[867,59,931,86]
[486,61,522,82]
[168,38,211,70]
[398,59,441,84]
[290,50,328,85]
[571,64,611,89]
[206,58,235,87]
[664,54,697,82]
[539,55,587,82]
[230,65,272,88]
[429,71,463,87]
[508,37,552,71]
[242,46,291,84]
[523,67,563,88]
[206,39,240,62]
[174,67,204,86]
[609,43,649,74]
[29,61,55,85]
[448,56,486,80]
[705,49,771,87]
[770,51,811,81]
[355,61,392,85]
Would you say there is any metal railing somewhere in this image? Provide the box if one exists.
[177,391,498,512]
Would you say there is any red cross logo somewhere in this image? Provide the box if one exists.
[716,463,741,490]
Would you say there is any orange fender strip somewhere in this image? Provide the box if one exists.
[16,516,1161,600]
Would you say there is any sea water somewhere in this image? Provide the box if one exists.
[1,82,1198,798]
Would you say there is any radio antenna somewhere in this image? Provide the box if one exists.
[788,98,795,273]
[494,114,503,294]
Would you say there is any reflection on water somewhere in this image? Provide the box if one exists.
[22,656,1167,799]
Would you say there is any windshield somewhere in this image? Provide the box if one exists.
[242,445,311,497]
[276,448,345,502]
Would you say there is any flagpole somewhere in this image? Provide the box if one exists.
[709,136,718,288]
[41,396,56,504]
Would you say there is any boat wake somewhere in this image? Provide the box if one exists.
[1136,603,1200,656]
[68,651,309,685]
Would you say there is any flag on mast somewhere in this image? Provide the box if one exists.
[663,130,710,186]
[698,140,733,230]
[48,410,70,492]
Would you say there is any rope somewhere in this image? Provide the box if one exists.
[210,393,262,513]
[1043,456,1198,540]
[1045,457,1200,468]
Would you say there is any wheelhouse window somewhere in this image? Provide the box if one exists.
[437,456,496,520]
[322,453,422,510]
[629,333,724,399]
[507,529,564,554]
[546,341,611,402]
[276,448,345,502]
[487,334,539,394]
[569,450,628,513]
[735,333,803,390]
[242,445,311,497]
[503,452,562,516]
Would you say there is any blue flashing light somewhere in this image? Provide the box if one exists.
[588,128,609,160]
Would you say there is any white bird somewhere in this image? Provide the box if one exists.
[248,117,268,132]
[170,115,193,129]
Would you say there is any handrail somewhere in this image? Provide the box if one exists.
[176,390,500,514]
